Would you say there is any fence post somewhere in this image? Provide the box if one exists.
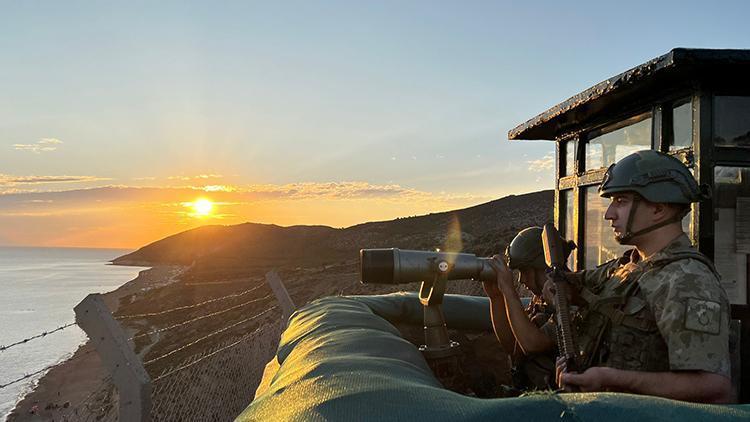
[75,293,151,421]
[265,270,296,327]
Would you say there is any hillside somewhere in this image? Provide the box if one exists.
[114,189,553,270]
[105,188,553,372]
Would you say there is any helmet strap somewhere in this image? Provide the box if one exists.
[616,194,642,244]
[617,196,687,244]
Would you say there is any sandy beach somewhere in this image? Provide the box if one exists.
[7,266,183,422]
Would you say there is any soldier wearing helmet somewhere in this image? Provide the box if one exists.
[551,150,733,403]
[483,226,575,392]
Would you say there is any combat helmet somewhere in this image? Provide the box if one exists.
[599,150,709,203]
[506,226,576,270]
[598,150,710,243]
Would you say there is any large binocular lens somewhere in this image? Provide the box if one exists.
[360,248,496,284]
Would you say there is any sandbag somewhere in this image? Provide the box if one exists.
[240,294,750,421]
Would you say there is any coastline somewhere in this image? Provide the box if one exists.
[7,265,183,422]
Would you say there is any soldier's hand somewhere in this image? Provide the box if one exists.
[544,273,576,305]
[542,279,556,306]
[558,363,612,392]
[482,255,503,299]
[487,255,515,295]
[555,356,570,391]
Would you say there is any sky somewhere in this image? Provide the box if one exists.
[1,1,749,248]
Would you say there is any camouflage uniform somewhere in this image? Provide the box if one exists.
[510,294,558,390]
[573,234,730,377]
[503,227,574,391]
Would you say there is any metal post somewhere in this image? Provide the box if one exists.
[74,294,151,421]
[265,270,297,327]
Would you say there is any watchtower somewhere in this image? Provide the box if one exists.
[509,48,750,400]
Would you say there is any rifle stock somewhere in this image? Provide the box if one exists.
[541,223,581,384]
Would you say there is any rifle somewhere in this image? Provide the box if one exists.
[541,223,581,386]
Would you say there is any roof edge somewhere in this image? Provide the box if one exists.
[508,48,750,142]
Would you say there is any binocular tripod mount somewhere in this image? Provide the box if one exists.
[418,257,464,391]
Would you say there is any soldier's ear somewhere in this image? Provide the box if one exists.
[650,202,676,223]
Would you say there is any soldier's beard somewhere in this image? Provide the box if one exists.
[615,232,636,245]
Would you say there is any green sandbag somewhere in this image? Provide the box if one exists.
[239,294,750,421]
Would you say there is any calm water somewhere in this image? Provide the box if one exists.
[0,247,147,421]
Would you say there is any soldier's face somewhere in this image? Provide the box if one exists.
[604,192,647,244]
[519,268,545,296]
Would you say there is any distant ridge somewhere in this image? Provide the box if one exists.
[113,190,553,269]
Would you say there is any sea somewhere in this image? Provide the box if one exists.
[0,247,148,421]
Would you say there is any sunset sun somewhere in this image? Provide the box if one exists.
[191,198,214,217]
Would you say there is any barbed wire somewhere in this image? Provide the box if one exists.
[0,322,77,352]
[130,293,274,341]
[0,347,95,390]
[115,283,267,320]
[144,306,279,367]
[1,363,56,390]
[151,323,276,383]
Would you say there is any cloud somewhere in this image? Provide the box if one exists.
[203,185,236,192]
[0,174,111,188]
[12,138,63,153]
[230,181,433,201]
[167,174,223,181]
[527,153,554,172]
[39,138,63,144]
[0,181,489,207]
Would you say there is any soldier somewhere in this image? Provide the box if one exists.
[551,150,733,403]
[483,227,575,392]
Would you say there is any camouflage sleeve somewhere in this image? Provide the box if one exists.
[644,260,731,378]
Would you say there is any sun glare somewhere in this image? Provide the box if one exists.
[191,198,214,217]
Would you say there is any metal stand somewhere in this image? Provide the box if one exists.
[417,259,464,391]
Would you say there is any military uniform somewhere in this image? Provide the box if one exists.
[501,226,575,391]
[510,294,557,390]
[573,234,731,378]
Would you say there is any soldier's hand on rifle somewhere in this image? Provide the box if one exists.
[542,278,556,306]
[555,356,569,390]
[484,255,514,299]
[557,356,611,392]
[543,274,580,306]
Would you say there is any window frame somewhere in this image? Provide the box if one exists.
[555,95,696,270]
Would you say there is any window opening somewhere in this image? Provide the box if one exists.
[585,113,652,170]
[714,166,750,305]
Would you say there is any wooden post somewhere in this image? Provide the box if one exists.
[265,270,296,327]
[75,294,151,421]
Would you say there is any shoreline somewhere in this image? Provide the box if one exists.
[7,265,183,422]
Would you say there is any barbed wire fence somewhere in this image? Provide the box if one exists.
[149,323,282,421]
[1,263,503,421]
[1,272,290,422]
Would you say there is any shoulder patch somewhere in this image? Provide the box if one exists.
[684,298,721,335]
